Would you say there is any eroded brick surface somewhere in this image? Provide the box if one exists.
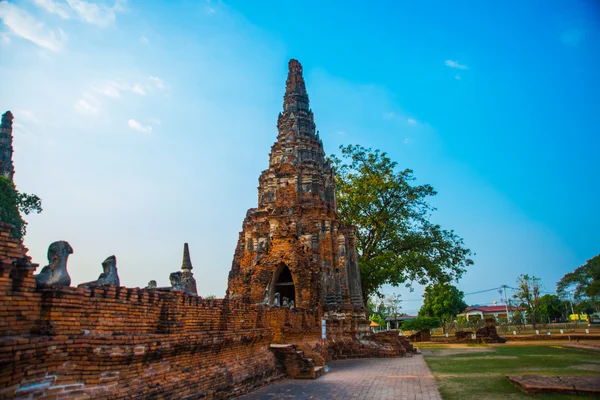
[226,59,363,311]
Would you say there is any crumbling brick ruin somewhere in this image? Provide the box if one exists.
[0,60,414,399]
[226,59,364,311]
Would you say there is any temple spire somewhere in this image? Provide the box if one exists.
[0,111,15,181]
[181,243,193,271]
[283,59,309,113]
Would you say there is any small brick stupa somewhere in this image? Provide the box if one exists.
[226,59,364,309]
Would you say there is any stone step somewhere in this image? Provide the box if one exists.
[313,366,325,379]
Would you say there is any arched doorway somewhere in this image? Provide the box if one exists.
[270,263,296,306]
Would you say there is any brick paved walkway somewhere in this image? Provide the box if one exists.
[239,355,442,400]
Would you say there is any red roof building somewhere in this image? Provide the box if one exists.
[460,305,527,320]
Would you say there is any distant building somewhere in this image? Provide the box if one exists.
[385,314,417,330]
[459,305,526,320]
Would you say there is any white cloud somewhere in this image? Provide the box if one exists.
[445,60,468,70]
[128,119,152,133]
[65,0,124,27]
[15,109,41,124]
[383,112,396,120]
[0,1,67,51]
[33,0,71,19]
[140,35,149,45]
[131,84,146,95]
[560,28,585,46]
[93,81,148,97]
[0,31,10,44]
[407,118,417,125]
[75,96,101,114]
[149,76,166,90]
[205,0,216,14]
[403,138,414,145]
[149,117,161,125]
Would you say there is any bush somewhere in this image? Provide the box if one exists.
[402,316,440,331]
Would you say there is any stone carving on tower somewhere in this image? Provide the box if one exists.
[226,59,364,309]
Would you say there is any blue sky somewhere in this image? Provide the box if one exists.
[0,0,598,313]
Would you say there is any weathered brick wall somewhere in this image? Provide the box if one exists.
[0,219,408,399]
[0,222,327,399]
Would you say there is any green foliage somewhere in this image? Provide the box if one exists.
[557,254,600,314]
[369,313,386,327]
[538,294,563,321]
[0,176,42,239]
[204,295,217,300]
[402,316,440,331]
[330,145,473,299]
[419,283,467,325]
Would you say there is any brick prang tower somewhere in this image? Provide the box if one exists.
[0,111,15,181]
[226,59,364,309]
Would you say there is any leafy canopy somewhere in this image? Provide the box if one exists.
[419,283,468,323]
[402,316,440,331]
[557,254,600,314]
[0,176,42,239]
[330,144,473,299]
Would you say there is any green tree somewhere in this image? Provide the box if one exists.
[557,254,600,314]
[330,145,473,300]
[369,313,386,328]
[0,176,42,240]
[538,294,563,322]
[402,316,440,331]
[513,274,543,329]
[419,283,468,332]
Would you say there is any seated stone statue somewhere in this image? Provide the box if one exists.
[78,255,120,288]
[34,241,73,288]
[146,280,157,289]
[282,297,289,307]
[273,292,281,306]
[169,271,184,291]
[181,271,197,295]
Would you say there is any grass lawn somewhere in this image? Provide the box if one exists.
[420,342,600,399]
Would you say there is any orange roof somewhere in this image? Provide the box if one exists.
[370,321,380,327]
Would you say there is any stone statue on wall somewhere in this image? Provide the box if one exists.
[169,272,184,291]
[282,297,289,307]
[179,243,197,295]
[262,285,270,305]
[274,292,280,306]
[289,300,295,308]
[78,255,120,288]
[34,241,73,288]
[146,280,157,289]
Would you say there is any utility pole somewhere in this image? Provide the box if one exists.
[502,285,511,321]
[568,290,575,316]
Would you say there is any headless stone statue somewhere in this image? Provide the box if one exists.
[274,292,281,306]
[170,272,184,291]
[262,285,270,305]
[78,255,120,288]
[289,300,295,309]
[146,280,157,289]
[282,297,289,307]
[34,241,73,288]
